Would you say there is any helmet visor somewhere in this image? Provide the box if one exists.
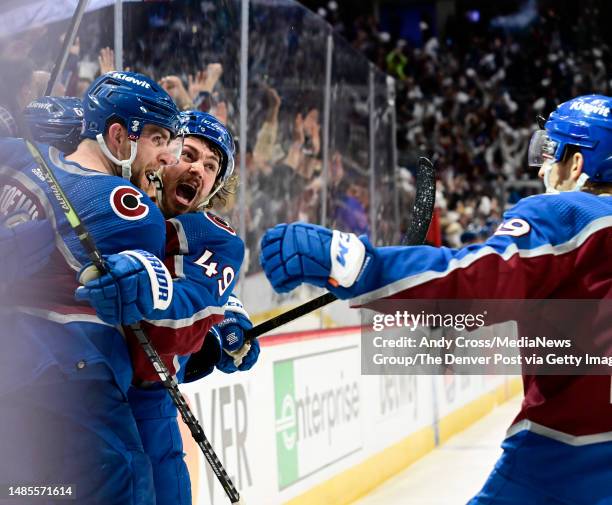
[528,129,559,167]
[167,135,184,165]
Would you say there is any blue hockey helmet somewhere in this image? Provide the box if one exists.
[147,111,235,212]
[81,71,182,179]
[23,96,84,154]
[180,110,235,183]
[82,71,182,141]
[528,94,612,183]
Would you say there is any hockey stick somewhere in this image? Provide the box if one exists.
[24,140,244,505]
[45,0,90,96]
[246,156,436,340]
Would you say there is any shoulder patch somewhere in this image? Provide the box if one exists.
[494,218,531,237]
[205,212,236,236]
[110,186,150,221]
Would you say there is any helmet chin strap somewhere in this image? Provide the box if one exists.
[543,161,590,193]
[197,181,224,210]
[147,169,166,214]
[542,162,558,194]
[96,133,138,180]
[571,173,590,192]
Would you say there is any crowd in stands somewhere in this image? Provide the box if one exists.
[1,0,610,261]
[313,0,611,247]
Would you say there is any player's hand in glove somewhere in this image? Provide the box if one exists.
[259,222,377,299]
[75,249,173,326]
[216,295,260,373]
[0,218,55,282]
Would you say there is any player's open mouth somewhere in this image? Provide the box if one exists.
[176,182,198,205]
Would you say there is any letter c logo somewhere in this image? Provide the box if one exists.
[110,186,149,221]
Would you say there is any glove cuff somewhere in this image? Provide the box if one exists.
[329,230,366,288]
[122,250,173,310]
[327,234,379,299]
[223,294,250,320]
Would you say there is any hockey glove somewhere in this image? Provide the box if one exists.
[75,249,173,326]
[216,295,260,374]
[259,222,377,299]
[0,219,55,283]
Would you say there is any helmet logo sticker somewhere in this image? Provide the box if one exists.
[109,72,152,89]
[110,186,150,221]
[28,101,53,112]
[569,100,609,117]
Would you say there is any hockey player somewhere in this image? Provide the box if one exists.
[128,110,259,505]
[131,110,259,384]
[0,71,186,505]
[0,97,79,284]
[84,109,257,504]
[23,100,258,504]
[20,98,258,381]
[260,94,612,504]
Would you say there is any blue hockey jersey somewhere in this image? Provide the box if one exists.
[128,210,245,383]
[0,138,242,390]
[0,138,168,392]
[353,191,612,437]
[352,191,612,503]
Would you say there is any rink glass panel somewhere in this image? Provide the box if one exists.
[244,0,327,275]
[327,33,371,240]
[373,66,398,246]
[1,0,399,327]
[122,0,242,213]
[0,5,112,125]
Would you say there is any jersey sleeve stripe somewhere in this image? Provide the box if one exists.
[507,419,612,446]
[143,305,225,329]
[167,217,189,254]
[16,306,113,327]
[351,215,612,306]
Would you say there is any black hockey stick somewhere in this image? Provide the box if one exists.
[45,0,90,96]
[24,140,244,505]
[246,156,436,340]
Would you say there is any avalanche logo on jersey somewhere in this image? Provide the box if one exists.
[110,186,149,221]
[494,218,531,237]
[205,212,236,236]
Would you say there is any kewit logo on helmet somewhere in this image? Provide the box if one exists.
[110,72,152,89]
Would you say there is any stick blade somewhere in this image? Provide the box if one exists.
[402,156,436,246]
